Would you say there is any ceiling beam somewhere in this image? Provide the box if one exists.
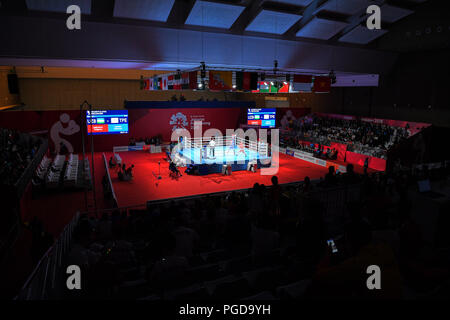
[166,0,196,26]
[0,15,399,75]
[229,0,264,34]
[284,0,332,37]
[328,0,387,43]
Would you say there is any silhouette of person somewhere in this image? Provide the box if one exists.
[50,113,80,154]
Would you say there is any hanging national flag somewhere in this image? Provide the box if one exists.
[149,79,153,91]
[141,78,150,90]
[168,75,174,90]
[313,76,331,93]
[292,74,312,92]
[181,72,190,90]
[235,72,256,91]
[258,81,270,93]
[161,75,168,90]
[278,81,290,93]
[189,71,198,89]
[152,76,158,90]
[209,71,232,91]
[269,82,279,93]
[173,73,182,90]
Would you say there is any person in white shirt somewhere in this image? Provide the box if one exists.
[209,137,216,159]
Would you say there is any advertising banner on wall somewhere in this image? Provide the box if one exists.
[0,108,244,152]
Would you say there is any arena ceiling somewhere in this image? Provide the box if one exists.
[0,0,434,76]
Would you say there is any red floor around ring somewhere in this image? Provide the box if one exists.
[107,151,332,207]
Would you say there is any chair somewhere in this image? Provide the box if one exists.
[212,278,251,300]
[241,291,277,300]
[223,255,253,274]
[175,287,211,300]
[276,279,312,300]
[187,263,223,283]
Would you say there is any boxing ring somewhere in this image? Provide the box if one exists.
[175,135,272,175]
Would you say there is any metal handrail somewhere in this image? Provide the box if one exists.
[15,212,80,300]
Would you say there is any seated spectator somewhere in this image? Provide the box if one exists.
[108,156,116,168]
[125,164,134,177]
[149,234,189,288]
[310,218,402,299]
[171,217,199,258]
[251,215,279,258]
[0,128,42,186]
[301,176,312,194]
[343,164,359,185]
[324,166,338,186]
[295,199,327,262]
[169,161,182,178]
[399,203,450,292]
[269,176,281,215]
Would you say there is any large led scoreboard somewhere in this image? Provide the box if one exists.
[86,110,129,135]
[247,108,276,128]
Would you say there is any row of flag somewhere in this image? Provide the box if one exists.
[142,71,198,91]
[142,71,331,93]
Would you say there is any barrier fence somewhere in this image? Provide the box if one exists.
[15,212,80,300]
[102,153,118,208]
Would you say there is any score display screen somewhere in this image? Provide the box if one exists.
[247,108,276,128]
[86,110,129,135]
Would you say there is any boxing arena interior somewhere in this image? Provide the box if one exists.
[1,0,450,304]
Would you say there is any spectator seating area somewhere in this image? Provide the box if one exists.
[33,153,91,190]
[19,161,446,300]
[34,155,52,185]
[281,114,412,159]
[46,155,66,188]
[1,128,48,263]
[0,128,42,186]
[64,154,79,188]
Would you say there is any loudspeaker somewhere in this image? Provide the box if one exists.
[7,74,19,94]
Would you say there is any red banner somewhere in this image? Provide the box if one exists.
[0,108,244,152]
[330,142,347,162]
[189,71,198,89]
[345,151,386,171]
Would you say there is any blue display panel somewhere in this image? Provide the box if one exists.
[247,108,276,128]
[86,110,129,135]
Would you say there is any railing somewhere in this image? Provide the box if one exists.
[310,184,361,216]
[102,153,118,208]
[412,160,450,170]
[14,136,48,199]
[15,212,80,300]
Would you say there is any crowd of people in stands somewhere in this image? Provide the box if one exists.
[65,161,450,300]
[280,139,339,161]
[0,128,41,186]
[281,114,411,159]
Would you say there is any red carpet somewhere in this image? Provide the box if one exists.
[107,151,331,207]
